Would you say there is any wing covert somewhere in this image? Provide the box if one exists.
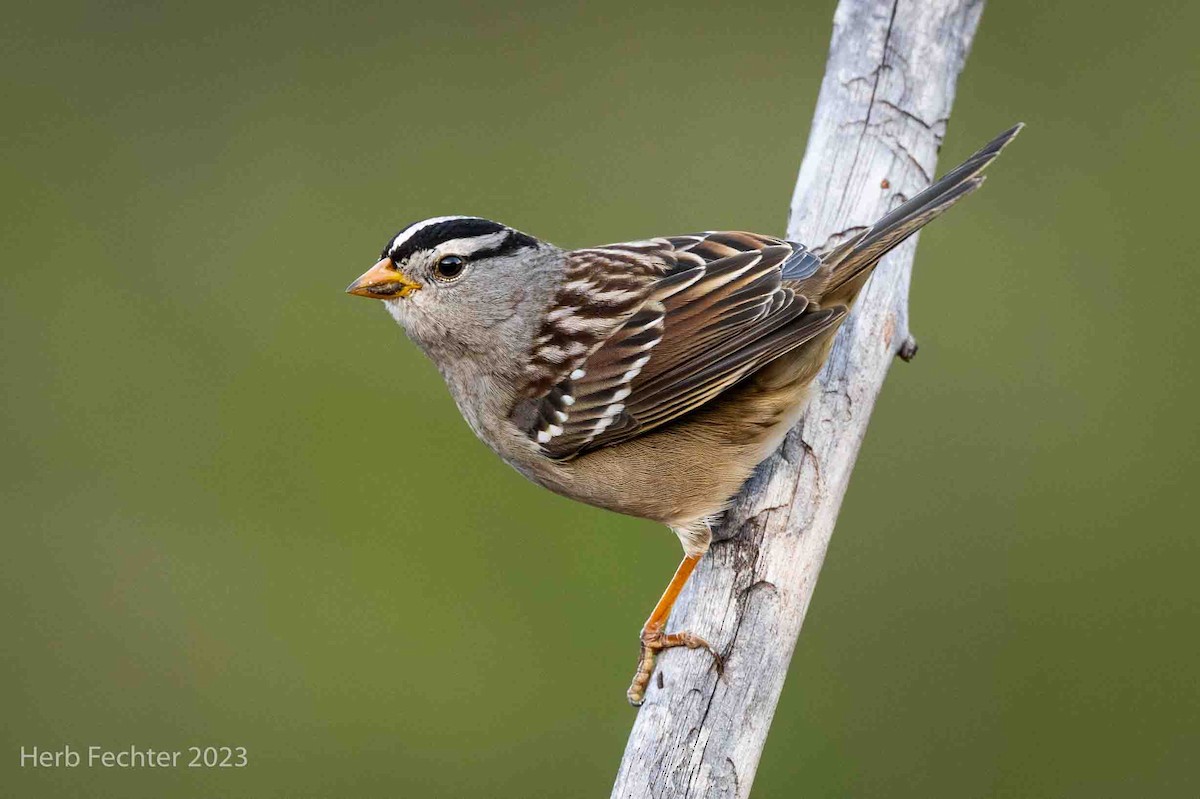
[517,231,843,459]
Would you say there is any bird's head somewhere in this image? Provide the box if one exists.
[346,215,560,363]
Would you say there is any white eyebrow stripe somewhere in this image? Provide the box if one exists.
[389,215,473,254]
[433,231,510,257]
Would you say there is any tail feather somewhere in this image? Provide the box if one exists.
[820,123,1023,295]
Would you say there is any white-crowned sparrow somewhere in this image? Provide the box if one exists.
[347,124,1021,705]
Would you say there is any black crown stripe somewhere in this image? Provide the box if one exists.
[381,217,535,262]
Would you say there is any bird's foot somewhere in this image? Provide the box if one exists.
[626,624,723,706]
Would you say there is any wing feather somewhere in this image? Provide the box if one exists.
[518,231,842,459]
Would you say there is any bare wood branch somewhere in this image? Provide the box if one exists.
[611,1,986,796]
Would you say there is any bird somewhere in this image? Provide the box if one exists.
[346,124,1022,705]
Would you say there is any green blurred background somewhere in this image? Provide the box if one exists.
[2,0,1197,796]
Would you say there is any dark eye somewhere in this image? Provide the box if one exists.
[433,255,466,281]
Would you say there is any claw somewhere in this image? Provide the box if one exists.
[627,625,722,706]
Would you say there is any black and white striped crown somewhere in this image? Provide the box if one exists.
[381,216,539,263]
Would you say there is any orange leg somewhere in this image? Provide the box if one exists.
[626,553,723,706]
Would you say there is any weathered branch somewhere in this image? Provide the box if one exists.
[611,1,985,796]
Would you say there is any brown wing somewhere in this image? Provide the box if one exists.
[518,232,845,459]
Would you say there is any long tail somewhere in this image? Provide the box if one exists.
[820,123,1023,298]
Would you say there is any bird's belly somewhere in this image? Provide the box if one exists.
[533,375,816,528]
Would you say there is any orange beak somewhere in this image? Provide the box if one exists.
[345,258,422,299]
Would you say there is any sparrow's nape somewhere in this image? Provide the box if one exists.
[346,258,421,299]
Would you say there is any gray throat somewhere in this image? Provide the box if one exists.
[393,245,565,457]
